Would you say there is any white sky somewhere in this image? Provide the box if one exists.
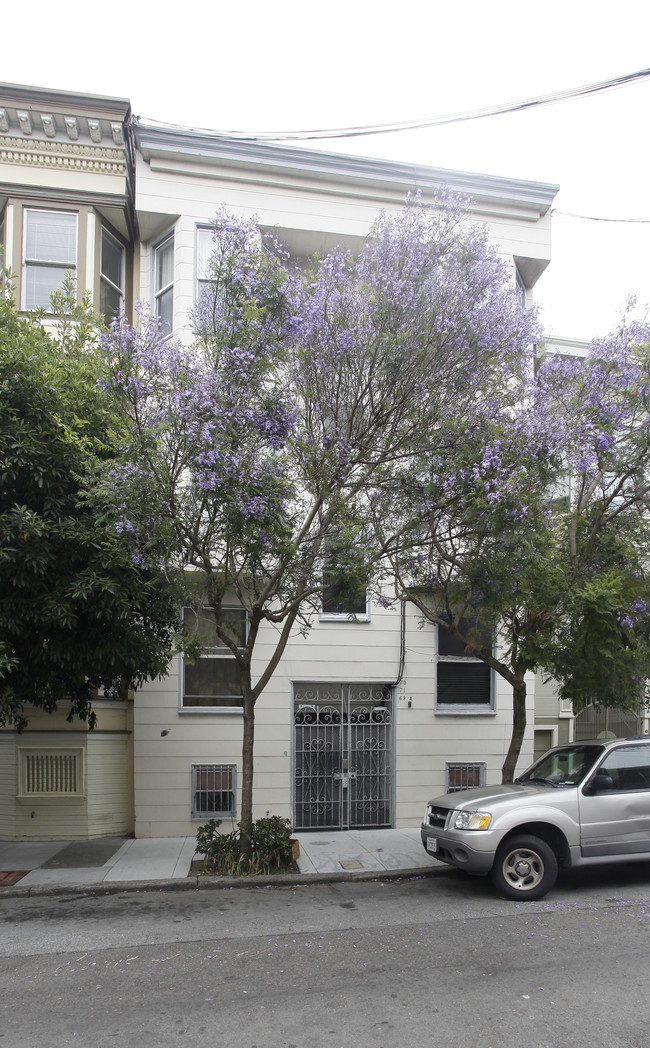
[5,0,650,341]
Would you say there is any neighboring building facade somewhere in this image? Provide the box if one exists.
[0,84,136,839]
[0,83,558,840]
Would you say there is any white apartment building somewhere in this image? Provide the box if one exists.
[0,83,558,839]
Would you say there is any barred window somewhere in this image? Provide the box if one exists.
[191,764,236,820]
[446,762,486,793]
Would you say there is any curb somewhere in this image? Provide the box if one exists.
[0,864,449,900]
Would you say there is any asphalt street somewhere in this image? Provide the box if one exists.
[2,863,650,1048]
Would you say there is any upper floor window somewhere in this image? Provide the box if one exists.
[154,232,174,332]
[196,226,214,304]
[320,573,369,621]
[436,618,493,711]
[181,606,246,709]
[23,209,77,309]
[100,228,125,320]
[319,536,370,622]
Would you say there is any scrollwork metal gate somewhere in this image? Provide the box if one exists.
[293,682,393,830]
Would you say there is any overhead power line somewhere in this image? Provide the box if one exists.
[553,209,650,224]
[199,67,650,142]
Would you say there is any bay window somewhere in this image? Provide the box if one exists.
[23,208,77,309]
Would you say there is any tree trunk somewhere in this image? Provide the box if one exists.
[239,672,255,858]
[501,672,527,783]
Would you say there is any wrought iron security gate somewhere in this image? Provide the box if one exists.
[293,682,393,830]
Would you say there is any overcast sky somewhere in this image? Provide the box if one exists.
[5,0,649,341]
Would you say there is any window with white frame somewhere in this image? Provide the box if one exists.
[319,538,370,622]
[436,618,493,710]
[154,232,174,332]
[195,222,264,308]
[100,227,125,320]
[191,763,236,819]
[23,208,77,309]
[182,606,246,708]
[196,225,215,304]
[320,571,369,620]
[445,762,486,792]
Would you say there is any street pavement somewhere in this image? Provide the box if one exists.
[0,826,443,896]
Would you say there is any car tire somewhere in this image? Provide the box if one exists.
[490,834,558,901]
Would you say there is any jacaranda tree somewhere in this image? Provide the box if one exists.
[100,195,538,853]
[0,285,181,731]
[382,312,650,781]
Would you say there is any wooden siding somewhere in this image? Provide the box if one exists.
[133,601,535,837]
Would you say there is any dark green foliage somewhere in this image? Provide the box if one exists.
[0,286,180,729]
[195,816,294,875]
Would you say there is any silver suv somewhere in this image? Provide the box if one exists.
[421,737,650,900]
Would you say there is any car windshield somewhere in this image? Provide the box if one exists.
[518,745,604,787]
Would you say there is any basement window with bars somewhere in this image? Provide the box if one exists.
[191,764,236,821]
[445,762,486,792]
[18,749,84,798]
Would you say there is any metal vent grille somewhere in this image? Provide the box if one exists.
[24,752,78,794]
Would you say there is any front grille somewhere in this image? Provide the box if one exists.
[427,805,450,829]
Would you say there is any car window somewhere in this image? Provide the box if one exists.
[519,745,603,786]
[598,745,650,791]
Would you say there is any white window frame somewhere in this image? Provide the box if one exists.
[191,763,237,820]
[153,230,174,333]
[180,605,247,713]
[435,620,495,714]
[22,208,77,310]
[100,226,125,320]
[319,589,371,623]
[195,225,215,304]
[318,553,371,623]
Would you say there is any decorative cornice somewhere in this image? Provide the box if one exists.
[0,135,127,176]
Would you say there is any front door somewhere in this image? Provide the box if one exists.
[293,682,393,831]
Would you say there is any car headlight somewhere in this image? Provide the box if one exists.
[453,810,492,830]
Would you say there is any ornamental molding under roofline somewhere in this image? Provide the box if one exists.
[0,137,127,176]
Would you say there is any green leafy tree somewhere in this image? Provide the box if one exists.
[0,284,180,731]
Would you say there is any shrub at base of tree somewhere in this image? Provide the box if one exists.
[195,816,295,876]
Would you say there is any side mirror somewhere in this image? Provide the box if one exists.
[583,771,614,796]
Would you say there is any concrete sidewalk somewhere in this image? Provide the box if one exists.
[0,827,443,895]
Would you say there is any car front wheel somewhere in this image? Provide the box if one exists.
[490,834,558,901]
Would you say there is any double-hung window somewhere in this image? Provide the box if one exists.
[23,208,77,309]
[182,606,246,709]
[436,618,493,711]
[196,226,214,305]
[154,232,174,332]
[100,227,125,320]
